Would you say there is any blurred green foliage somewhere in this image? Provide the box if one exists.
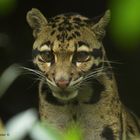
[0,0,17,16]
[110,0,140,50]
[63,122,82,140]
[6,109,82,140]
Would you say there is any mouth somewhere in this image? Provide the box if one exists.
[46,77,83,100]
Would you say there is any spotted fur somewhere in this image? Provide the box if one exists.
[27,8,140,140]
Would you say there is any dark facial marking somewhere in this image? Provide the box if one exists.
[56,31,69,42]
[56,34,61,40]
[91,62,103,70]
[72,33,76,38]
[32,48,39,58]
[101,126,115,140]
[92,48,103,58]
[66,26,73,31]
[74,51,90,62]
[40,51,54,63]
[50,30,56,36]
[58,26,65,32]
[84,79,105,104]
[74,25,80,29]
[67,36,73,41]
[52,23,57,28]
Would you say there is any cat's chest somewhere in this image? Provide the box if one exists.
[40,97,121,126]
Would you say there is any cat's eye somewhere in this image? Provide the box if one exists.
[39,51,54,63]
[74,51,90,62]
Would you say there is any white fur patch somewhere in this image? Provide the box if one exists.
[77,45,90,52]
[40,44,50,51]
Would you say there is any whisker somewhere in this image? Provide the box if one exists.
[21,67,44,76]
[101,60,123,64]
[20,66,46,82]
[81,66,108,84]
[84,67,106,78]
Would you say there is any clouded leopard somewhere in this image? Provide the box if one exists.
[26,8,140,140]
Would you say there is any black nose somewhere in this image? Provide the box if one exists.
[56,79,70,88]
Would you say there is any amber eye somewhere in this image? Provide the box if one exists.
[39,51,54,63]
[74,51,90,62]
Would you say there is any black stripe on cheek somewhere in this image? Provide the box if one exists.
[92,48,103,58]
[91,62,113,80]
[91,62,103,70]
[101,126,115,140]
[84,78,105,104]
[32,49,40,58]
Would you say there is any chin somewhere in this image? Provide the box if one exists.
[52,90,78,101]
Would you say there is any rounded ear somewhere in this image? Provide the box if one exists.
[91,10,111,40]
[26,8,48,38]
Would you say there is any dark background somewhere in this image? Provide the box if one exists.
[0,0,140,122]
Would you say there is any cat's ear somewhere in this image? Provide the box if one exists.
[91,10,111,40]
[26,8,48,38]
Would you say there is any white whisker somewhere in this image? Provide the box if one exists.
[101,60,123,64]
[20,66,46,80]
[81,66,108,84]
[46,78,56,87]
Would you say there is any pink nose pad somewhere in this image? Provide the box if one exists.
[56,79,69,88]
